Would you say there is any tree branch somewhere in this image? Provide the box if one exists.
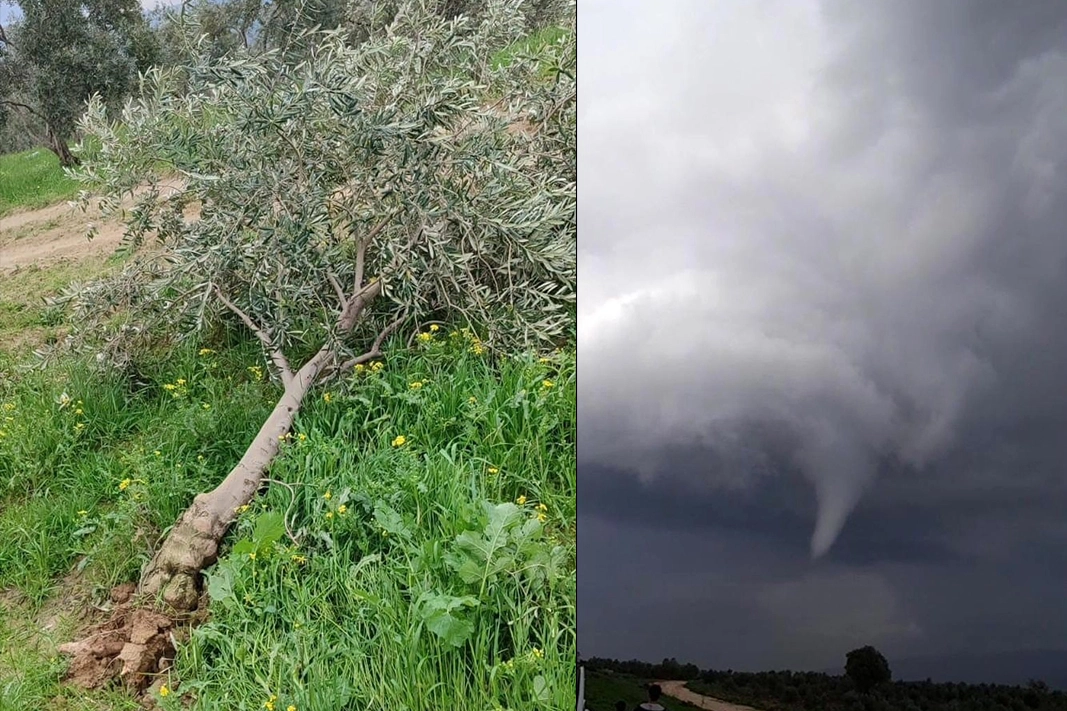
[0,99,45,122]
[214,286,294,385]
[353,216,390,296]
[337,311,409,371]
[337,279,383,333]
[326,269,347,311]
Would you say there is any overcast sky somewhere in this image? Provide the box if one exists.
[578,0,1067,676]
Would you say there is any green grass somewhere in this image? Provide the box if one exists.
[0,329,575,710]
[491,26,570,70]
[0,148,81,216]
[0,256,124,359]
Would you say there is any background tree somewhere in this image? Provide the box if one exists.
[63,0,575,610]
[846,646,893,694]
[0,0,158,165]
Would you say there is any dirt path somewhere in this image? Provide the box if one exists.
[0,199,126,272]
[0,182,191,273]
[658,680,764,711]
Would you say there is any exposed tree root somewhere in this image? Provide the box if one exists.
[56,583,207,694]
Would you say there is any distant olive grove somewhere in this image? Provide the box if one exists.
[0,0,567,157]
[584,652,1067,711]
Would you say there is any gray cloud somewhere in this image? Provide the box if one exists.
[579,0,1067,671]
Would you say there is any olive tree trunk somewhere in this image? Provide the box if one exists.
[46,125,80,168]
[139,346,332,610]
[139,280,391,611]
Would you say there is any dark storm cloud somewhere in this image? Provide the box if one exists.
[579,0,1067,673]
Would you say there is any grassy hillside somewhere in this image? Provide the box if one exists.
[0,325,575,709]
[0,148,80,216]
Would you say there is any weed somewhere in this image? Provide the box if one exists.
[0,331,575,709]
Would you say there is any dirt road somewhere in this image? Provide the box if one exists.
[658,680,764,711]
[0,183,191,272]
[0,199,125,272]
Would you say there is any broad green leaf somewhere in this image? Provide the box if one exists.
[252,511,285,547]
[206,563,234,603]
[533,675,550,703]
[373,502,409,539]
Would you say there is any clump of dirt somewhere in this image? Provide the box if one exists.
[57,583,207,693]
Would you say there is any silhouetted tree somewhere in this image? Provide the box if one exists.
[845,646,892,694]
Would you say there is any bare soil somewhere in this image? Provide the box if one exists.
[0,182,194,273]
[0,199,126,272]
[56,582,209,696]
[658,680,764,711]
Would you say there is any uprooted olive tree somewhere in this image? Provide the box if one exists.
[62,0,575,612]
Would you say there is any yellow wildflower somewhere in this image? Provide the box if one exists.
[470,342,485,355]
[160,684,170,697]
[468,396,477,404]
[288,706,297,711]
[248,552,256,561]
[119,478,131,491]
[1,403,14,411]
[392,435,406,447]
[537,503,548,512]
[154,450,162,456]
[75,423,85,431]
[237,505,250,514]
[488,467,499,475]
[291,554,307,564]
[298,433,307,442]
[325,511,334,520]
[199,348,214,356]
[323,491,332,500]
[202,403,211,410]
[409,381,423,390]
[77,510,88,517]
[354,364,365,373]
[371,361,384,372]
[532,648,544,659]
[264,694,277,711]
[516,495,527,506]
[163,383,176,391]
[542,380,554,389]
[416,332,432,343]
[75,408,83,415]
[323,392,333,403]
[430,324,440,332]
[537,512,547,523]
[176,379,186,386]
[338,505,347,515]
[538,357,550,364]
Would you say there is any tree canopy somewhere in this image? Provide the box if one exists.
[845,646,893,694]
[0,0,157,164]
[67,0,575,371]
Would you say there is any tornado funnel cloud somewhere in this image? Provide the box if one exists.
[797,425,876,559]
[810,479,863,558]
